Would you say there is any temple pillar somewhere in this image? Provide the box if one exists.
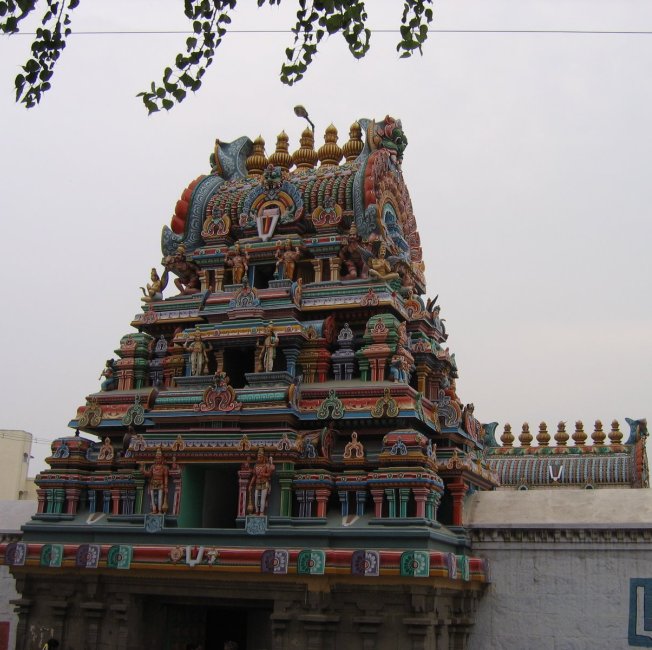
[306,490,315,517]
[412,487,428,518]
[298,614,340,650]
[403,617,432,650]
[338,490,349,517]
[278,466,294,518]
[270,612,292,650]
[296,489,306,517]
[353,615,383,650]
[237,464,252,518]
[111,488,121,515]
[283,346,301,377]
[48,599,68,646]
[370,488,384,518]
[80,601,105,650]
[399,488,410,518]
[169,466,182,515]
[65,487,81,515]
[36,488,46,514]
[315,488,330,518]
[355,489,367,516]
[214,267,225,291]
[328,257,340,282]
[199,269,209,292]
[416,366,428,395]
[10,598,31,650]
[134,478,145,514]
[385,488,397,518]
[311,259,323,283]
[53,488,65,514]
[449,480,468,527]
[213,348,224,374]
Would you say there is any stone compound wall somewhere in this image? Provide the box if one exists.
[466,490,652,650]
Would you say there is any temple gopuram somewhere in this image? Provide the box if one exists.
[2,114,648,650]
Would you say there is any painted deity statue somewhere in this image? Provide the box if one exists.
[140,267,168,302]
[226,242,250,284]
[162,245,201,295]
[99,359,118,391]
[258,325,279,373]
[368,243,400,281]
[185,327,210,376]
[141,447,169,514]
[248,448,275,516]
[275,240,302,280]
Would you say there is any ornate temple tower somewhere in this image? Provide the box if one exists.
[5,115,503,650]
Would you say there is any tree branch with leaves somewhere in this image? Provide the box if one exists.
[1,0,434,114]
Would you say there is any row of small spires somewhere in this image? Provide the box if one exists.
[244,122,364,175]
[500,420,627,447]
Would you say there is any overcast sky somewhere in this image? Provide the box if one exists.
[1,0,651,475]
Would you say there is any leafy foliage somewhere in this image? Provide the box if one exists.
[1,0,434,114]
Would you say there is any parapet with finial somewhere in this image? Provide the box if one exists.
[486,417,649,489]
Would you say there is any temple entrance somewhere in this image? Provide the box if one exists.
[163,602,271,650]
[205,607,247,649]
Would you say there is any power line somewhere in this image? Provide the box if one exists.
[8,28,652,36]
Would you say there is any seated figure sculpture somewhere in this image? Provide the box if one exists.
[368,242,400,281]
[140,267,168,302]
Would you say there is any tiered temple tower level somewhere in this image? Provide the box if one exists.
[42,115,498,534]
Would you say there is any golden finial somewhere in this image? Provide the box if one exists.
[608,419,623,445]
[500,423,514,448]
[318,124,343,166]
[554,421,569,446]
[572,420,587,446]
[591,419,606,445]
[519,422,533,447]
[537,421,550,447]
[268,131,293,172]
[246,135,268,176]
[292,126,319,171]
[342,121,364,162]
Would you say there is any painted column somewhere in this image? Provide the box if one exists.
[412,487,428,518]
[237,464,252,518]
[65,487,81,515]
[355,490,367,516]
[449,480,468,527]
[370,488,384,518]
[278,465,294,518]
[385,488,397,518]
[283,346,301,377]
[315,488,330,518]
[399,488,410,518]
[338,490,349,517]
[36,489,46,514]
[311,259,323,283]
[214,267,225,291]
[328,257,340,282]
